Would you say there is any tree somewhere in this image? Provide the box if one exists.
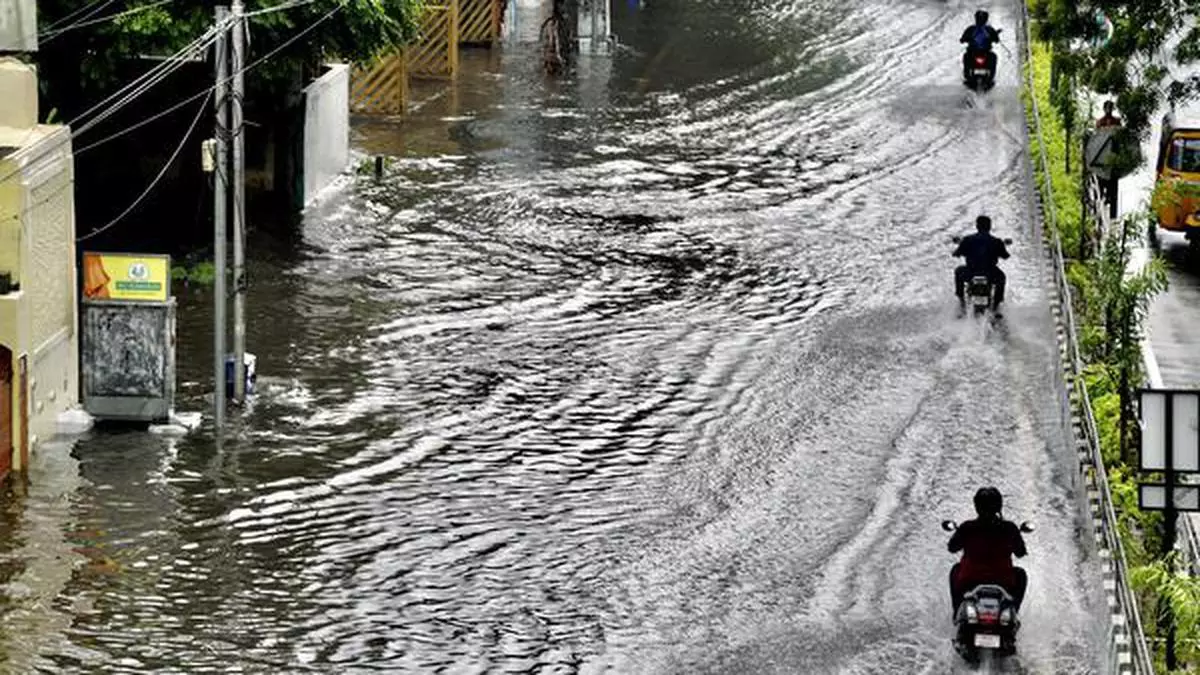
[33,0,424,117]
[1031,0,1200,174]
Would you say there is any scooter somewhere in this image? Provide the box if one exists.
[963,30,1001,92]
[941,519,1033,662]
[951,236,1011,317]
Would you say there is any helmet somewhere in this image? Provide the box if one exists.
[975,10,989,24]
[974,487,1003,517]
[976,215,992,232]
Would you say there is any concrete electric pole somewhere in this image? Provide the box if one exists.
[231,0,247,403]
[212,5,229,429]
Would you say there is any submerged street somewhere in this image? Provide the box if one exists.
[1,0,1106,672]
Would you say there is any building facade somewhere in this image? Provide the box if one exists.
[0,58,79,481]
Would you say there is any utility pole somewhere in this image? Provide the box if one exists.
[1163,392,1178,672]
[231,0,247,403]
[212,5,229,429]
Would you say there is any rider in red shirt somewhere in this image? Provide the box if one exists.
[948,487,1028,617]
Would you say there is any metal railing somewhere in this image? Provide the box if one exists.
[1020,4,1155,673]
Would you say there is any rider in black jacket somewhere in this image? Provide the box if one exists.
[953,215,1010,311]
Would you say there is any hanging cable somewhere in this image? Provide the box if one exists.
[0,0,117,50]
[77,88,214,242]
[41,0,177,43]
[243,0,321,19]
[69,22,227,136]
[4,1,342,190]
[72,1,342,156]
[43,0,118,34]
[2,19,229,183]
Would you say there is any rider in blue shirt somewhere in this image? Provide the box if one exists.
[961,10,1001,81]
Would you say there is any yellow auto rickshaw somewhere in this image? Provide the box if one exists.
[1153,113,1200,239]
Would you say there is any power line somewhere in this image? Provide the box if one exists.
[71,1,343,156]
[45,0,117,32]
[244,0,321,19]
[0,0,117,51]
[77,88,214,242]
[70,22,227,136]
[0,20,229,182]
[74,82,202,155]
[6,0,339,176]
[3,1,346,229]
[42,0,177,42]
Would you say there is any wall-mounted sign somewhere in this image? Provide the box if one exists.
[82,252,170,302]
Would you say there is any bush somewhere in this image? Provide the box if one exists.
[1022,40,1085,256]
[1023,9,1188,668]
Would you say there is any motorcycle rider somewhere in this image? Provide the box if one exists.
[953,215,1009,312]
[948,487,1028,619]
[960,10,1001,82]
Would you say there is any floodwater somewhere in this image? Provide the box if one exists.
[1,0,1107,672]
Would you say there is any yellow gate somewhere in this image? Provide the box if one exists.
[350,52,408,115]
[351,0,490,114]
[460,0,501,45]
[408,0,460,80]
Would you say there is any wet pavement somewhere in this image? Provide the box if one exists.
[0,0,1106,672]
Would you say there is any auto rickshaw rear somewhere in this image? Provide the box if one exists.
[1153,113,1200,242]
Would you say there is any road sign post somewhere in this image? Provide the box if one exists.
[1138,388,1200,670]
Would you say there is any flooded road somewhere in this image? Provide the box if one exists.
[1,0,1106,672]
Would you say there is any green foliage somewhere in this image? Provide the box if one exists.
[35,0,425,115]
[1025,3,1189,664]
[171,261,216,285]
[1022,39,1085,256]
[1031,0,1200,174]
[1132,556,1200,669]
[355,155,395,176]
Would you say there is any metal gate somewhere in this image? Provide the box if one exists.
[0,347,12,481]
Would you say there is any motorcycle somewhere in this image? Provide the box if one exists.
[963,29,1001,92]
[951,236,1011,317]
[941,519,1033,662]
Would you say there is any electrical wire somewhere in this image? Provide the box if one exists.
[43,0,119,34]
[70,1,343,157]
[243,0,321,19]
[9,0,338,173]
[70,22,227,136]
[41,0,177,42]
[77,88,214,242]
[4,1,346,230]
[0,0,119,51]
[1,19,230,181]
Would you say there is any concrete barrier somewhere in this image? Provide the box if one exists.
[303,63,350,206]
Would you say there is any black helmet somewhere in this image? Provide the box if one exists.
[975,9,989,24]
[976,215,992,232]
[974,487,1003,517]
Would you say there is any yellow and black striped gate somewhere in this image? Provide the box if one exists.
[352,0,507,114]
[407,0,461,80]
[350,51,408,115]
[460,0,502,46]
